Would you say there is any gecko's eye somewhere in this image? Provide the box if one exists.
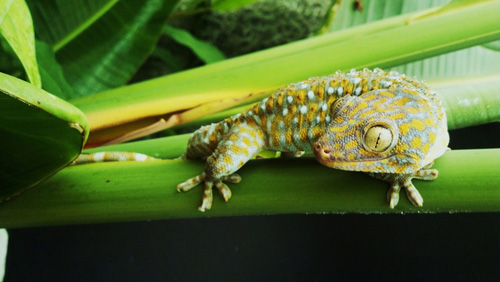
[362,123,397,153]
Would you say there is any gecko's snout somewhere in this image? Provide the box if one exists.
[313,142,332,163]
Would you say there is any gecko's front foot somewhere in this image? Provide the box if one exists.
[380,168,438,208]
[177,173,242,211]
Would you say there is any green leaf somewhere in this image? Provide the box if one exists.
[35,40,74,100]
[72,0,500,137]
[211,0,260,11]
[0,0,41,87]
[164,25,226,64]
[482,40,500,51]
[0,72,89,202]
[27,0,180,96]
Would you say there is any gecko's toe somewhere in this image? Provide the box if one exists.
[387,182,401,209]
[176,174,204,192]
[221,173,242,184]
[199,181,214,212]
[214,181,232,202]
[403,181,424,207]
[413,168,438,181]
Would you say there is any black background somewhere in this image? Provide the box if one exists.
[5,123,500,281]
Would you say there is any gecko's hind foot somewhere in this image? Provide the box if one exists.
[385,168,438,208]
[177,173,242,212]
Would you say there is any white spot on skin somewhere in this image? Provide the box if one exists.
[117,154,128,161]
[292,117,298,124]
[327,87,334,95]
[315,116,320,123]
[93,152,105,162]
[353,77,362,85]
[354,86,362,96]
[381,80,392,87]
[307,90,315,99]
[337,87,343,96]
[260,98,268,110]
[287,96,293,103]
[325,116,331,123]
[299,105,307,114]
[282,108,288,116]
[321,103,327,111]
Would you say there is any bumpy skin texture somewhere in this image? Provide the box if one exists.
[178,69,449,211]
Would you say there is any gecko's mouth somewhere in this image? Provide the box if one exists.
[313,141,393,172]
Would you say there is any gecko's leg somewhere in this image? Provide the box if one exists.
[369,162,438,208]
[177,124,265,211]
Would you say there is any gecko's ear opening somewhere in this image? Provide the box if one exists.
[361,121,398,154]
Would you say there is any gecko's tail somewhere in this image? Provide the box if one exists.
[71,151,160,165]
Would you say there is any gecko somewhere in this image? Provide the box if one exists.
[176,68,450,211]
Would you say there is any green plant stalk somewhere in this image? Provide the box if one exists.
[71,0,500,131]
[0,149,498,228]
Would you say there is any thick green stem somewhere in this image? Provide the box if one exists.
[0,149,498,228]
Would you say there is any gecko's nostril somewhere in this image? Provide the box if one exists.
[323,149,331,154]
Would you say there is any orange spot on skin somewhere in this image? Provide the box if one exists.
[260,115,267,128]
[347,101,368,118]
[240,147,249,157]
[229,134,238,141]
[388,112,406,120]
[341,78,349,88]
[296,90,306,103]
[230,144,240,154]
[362,94,378,101]
[242,137,252,147]
[317,88,324,100]
[429,132,436,143]
[223,154,233,165]
[402,88,420,96]
[330,79,339,87]
[329,124,348,133]
[335,116,344,123]
[411,119,425,131]
[299,128,308,141]
[266,96,274,113]
[411,137,422,148]
[311,126,323,139]
[327,96,336,108]
[395,165,406,174]
[359,109,376,119]
[285,129,293,144]
[405,107,420,114]
[248,129,256,138]
[392,97,411,106]
[425,118,436,127]
[307,104,318,123]
[345,83,353,94]
[345,140,358,150]
[400,123,411,135]
[276,92,284,107]
[246,118,256,126]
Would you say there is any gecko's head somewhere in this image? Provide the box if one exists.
[313,93,449,174]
